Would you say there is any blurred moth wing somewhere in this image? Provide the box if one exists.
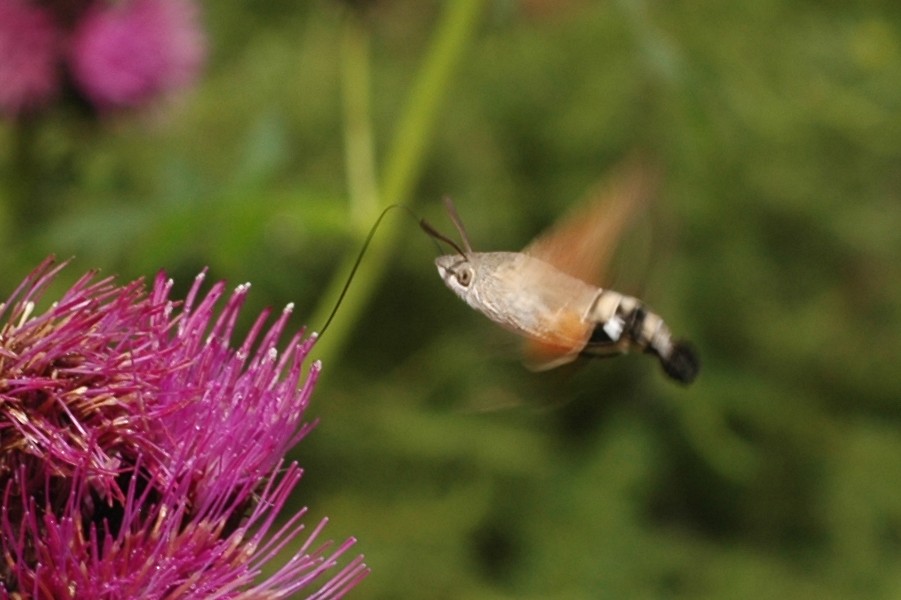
[520,158,657,368]
[523,157,657,286]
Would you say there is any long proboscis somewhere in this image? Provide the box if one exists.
[319,203,428,337]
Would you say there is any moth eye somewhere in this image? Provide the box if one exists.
[456,268,473,287]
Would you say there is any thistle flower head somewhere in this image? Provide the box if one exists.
[0,0,61,115]
[70,0,206,109]
[0,258,367,598]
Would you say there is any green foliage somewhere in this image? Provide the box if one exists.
[3,0,901,597]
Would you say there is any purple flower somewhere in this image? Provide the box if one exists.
[70,0,206,109]
[0,0,61,116]
[0,258,367,598]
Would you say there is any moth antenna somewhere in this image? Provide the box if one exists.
[441,196,474,254]
[419,217,468,258]
[319,203,424,338]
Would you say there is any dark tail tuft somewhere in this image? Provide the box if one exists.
[660,340,700,384]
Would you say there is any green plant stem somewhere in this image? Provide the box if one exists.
[310,0,486,368]
[8,119,39,240]
[340,15,379,232]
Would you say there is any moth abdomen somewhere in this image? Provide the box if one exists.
[657,340,700,384]
[581,290,700,384]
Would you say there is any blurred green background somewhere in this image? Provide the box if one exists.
[3,0,901,597]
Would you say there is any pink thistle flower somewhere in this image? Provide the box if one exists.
[69,0,206,110]
[0,0,61,116]
[0,258,368,598]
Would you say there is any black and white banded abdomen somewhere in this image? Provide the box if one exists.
[581,289,699,384]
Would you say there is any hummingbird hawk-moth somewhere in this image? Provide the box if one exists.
[421,160,699,384]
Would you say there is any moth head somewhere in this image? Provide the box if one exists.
[435,254,477,299]
[421,196,478,300]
